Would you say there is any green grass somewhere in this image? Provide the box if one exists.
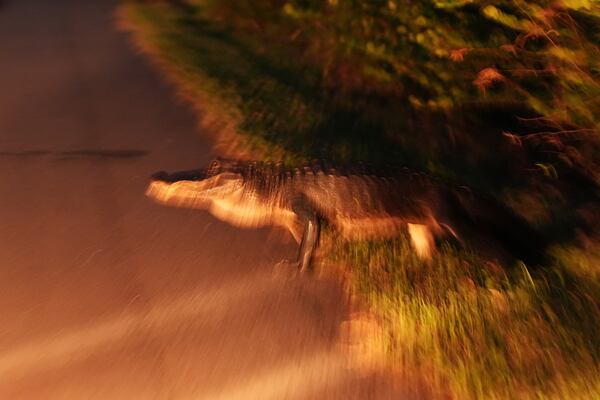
[327,232,600,399]
[118,1,600,398]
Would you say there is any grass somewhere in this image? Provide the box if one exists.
[118,1,600,398]
[327,232,600,399]
[118,2,412,165]
[117,0,538,190]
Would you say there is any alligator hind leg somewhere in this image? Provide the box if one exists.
[407,223,435,259]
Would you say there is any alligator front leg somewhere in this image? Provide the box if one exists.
[296,209,320,272]
[278,202,320,273]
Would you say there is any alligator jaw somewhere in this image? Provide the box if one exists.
[150,168,206,183]
[145,179,213,209]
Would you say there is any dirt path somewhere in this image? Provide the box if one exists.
[0,1,410,398]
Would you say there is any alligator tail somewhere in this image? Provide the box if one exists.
[446,187,548,267]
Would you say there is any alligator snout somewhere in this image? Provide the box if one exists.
[150,171,170,182]
[150,168,207,183]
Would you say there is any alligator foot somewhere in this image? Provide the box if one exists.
[275,259,300,269]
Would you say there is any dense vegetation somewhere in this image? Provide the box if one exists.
[120,1,600,398]
[205,0,600,132]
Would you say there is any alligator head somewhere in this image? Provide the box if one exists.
[146,158,297,231]
[145,159,244,210]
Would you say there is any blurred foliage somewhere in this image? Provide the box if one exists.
[121,2,600,397]
[327,231,600,399]
[201,0,600,133]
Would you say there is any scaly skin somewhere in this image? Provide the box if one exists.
[146,158,546,271]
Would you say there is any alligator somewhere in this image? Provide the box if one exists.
[146,158,545,271]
